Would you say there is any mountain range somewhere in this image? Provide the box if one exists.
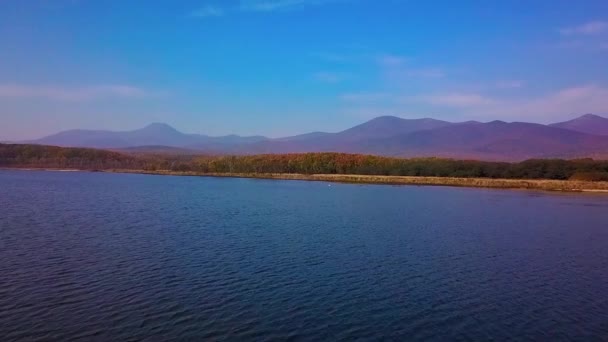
[19,113,608,161]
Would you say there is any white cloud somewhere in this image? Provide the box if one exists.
[313,71,350,83]
[377,54,407,67]
[417,86,608,122]
[310,52,350,62]
[495,80,525,89]
[340,92,391,102]
[377,54,446,80]
[191,0,345,18]
[341,92,495,107]
[191,5,224,17]
[559,21,608,35]
[406,93,496,107]
[552,39,608,52]
[0,84,149,101]
[408,86,608,119]
[405,68,446,79]
[241,0,306,11]
[490,85,608,121]
[240,0,341,12]
[340,85,608,122]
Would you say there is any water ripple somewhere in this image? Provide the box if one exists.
[1,170,608,341]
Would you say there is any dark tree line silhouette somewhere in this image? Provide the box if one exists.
[0,144,141,169]
[2,144,608,181]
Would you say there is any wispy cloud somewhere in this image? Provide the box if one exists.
[490,85,608,121]
[552,39,608,52]
[495,80,525,89]
[240,0,341,12]
[191,5,224,17]
[341,92,495,107]
[0,84,149,101]
[559,21,608,35]
[339,85,608,122]
[310,52,350,63]
[192,0,344,17]
[340,92,391,102]
[377,54,446,80]
[377,54,407,67]
[405,68,446,79]
[405,86,608,118]
[406,93,495,107]
[313,71,350,83]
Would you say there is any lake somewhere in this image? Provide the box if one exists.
[1,170,607,341]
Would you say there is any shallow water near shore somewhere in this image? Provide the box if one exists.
[1,170,608,341]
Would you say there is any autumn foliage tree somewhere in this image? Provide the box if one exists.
[2,144,608,181]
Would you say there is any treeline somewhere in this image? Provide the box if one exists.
[2,144,608,181]
[0,144,142,170]
[176,154,608,181]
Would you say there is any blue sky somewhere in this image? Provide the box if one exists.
[1,0,608,140]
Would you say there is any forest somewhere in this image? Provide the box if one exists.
[2,143,608,181]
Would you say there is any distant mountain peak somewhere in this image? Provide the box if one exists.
[550,113,608,136]
[135,123,183,137]
[23,114,608,159]
[338,115,451,140]
[141,122,178,131]
[359,116,405,125]
[368,115,441,123]
[578,113,604,120]
[371,115,402,120]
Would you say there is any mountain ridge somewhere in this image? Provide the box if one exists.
[29,124,269,149]
[21,113,608,161]
[550,114,608,136]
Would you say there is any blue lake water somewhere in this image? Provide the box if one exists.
[1,170,607,341]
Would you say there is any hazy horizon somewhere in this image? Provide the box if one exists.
[3,113,606,142]
[2,0,608,140]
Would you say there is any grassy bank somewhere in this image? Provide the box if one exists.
[105,169,608,193]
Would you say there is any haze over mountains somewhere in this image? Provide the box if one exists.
[29,123,267,151]
[549,114,608,136]
[22,114,608,161]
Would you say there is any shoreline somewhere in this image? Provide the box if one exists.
[4,167,606,193]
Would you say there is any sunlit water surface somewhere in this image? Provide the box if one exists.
[1,170,607,341]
